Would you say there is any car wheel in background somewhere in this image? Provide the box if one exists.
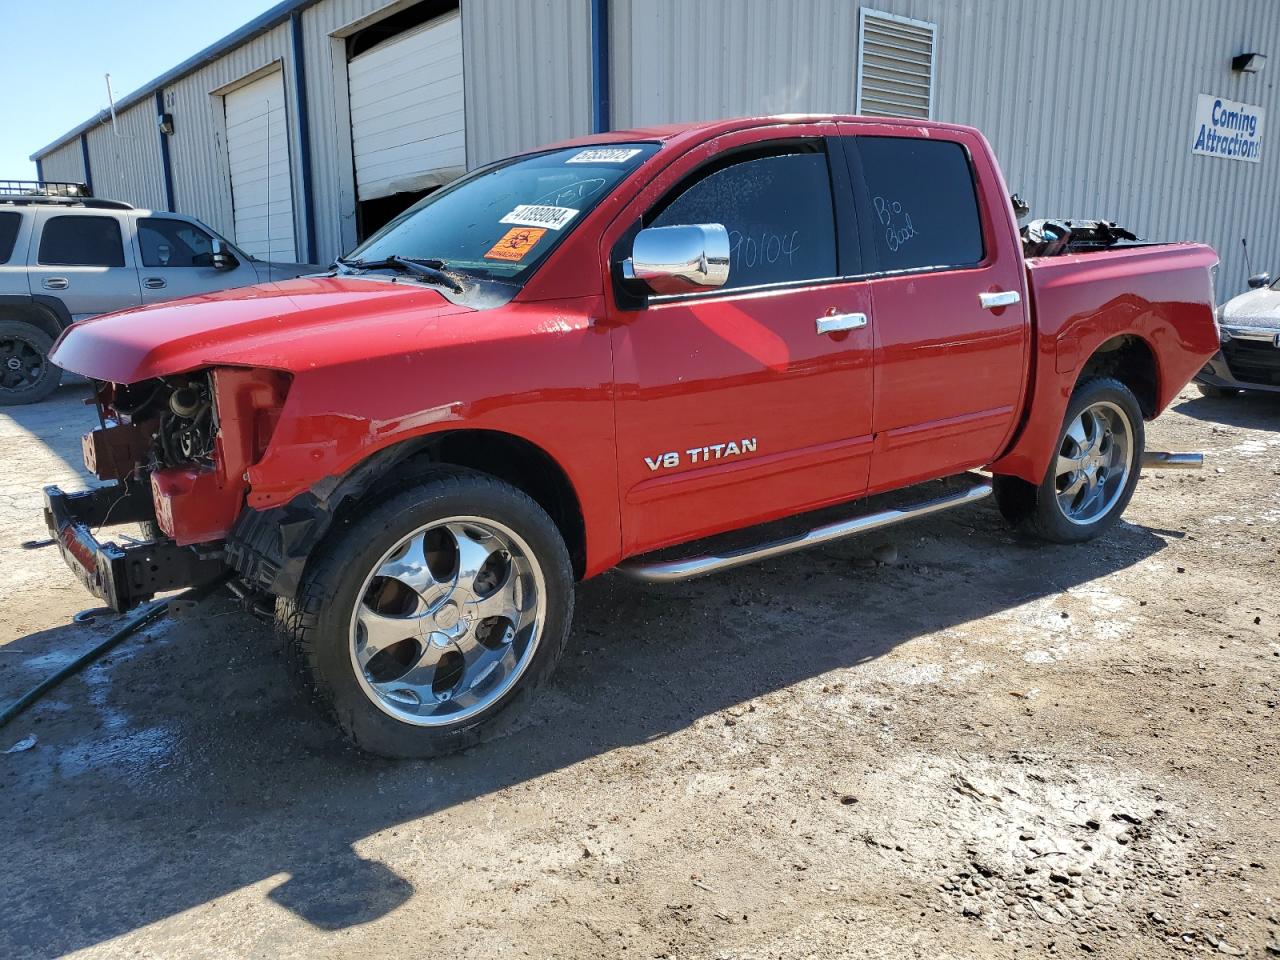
[0,320,62,405]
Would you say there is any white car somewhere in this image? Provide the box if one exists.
[1197,272,1280,397]
[0,190,319,404]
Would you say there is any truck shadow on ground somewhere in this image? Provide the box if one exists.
[0,509,1169,954]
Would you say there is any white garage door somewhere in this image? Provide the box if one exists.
[224,69,297,261]
[348,13,466,201]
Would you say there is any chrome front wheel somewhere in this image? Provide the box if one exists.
[350,517,547,727]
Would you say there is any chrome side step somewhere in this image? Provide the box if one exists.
[616,480,992,584]
[1141,451,1204,471]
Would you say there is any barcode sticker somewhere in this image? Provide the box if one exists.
[499,204,580,231]
[565,147,644,164]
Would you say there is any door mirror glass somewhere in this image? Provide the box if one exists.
[1247,271,1271,289]
[622,224,730,295]
[211,238,239,272]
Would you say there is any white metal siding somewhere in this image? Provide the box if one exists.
[461,0,593,168]
[83,101,167,210]
[224,70,297,260]
[856,9,934,119]
[347,13,466,200]
[163,23,299,254]
[38,140,87,185]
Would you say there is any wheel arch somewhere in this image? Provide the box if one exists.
[1075,333,1160,419]
[229,426,591,599]
[0,295,68,341]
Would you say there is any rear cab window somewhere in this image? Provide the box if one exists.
[851,136,985,273]
[647,145,840,291]
[38,215,127,267]
[0,211,21,263]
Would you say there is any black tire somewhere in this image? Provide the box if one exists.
[276,466,574,759]
[1024,377,1145,544]
[1197,382,1238,399]
[0,320,62,405]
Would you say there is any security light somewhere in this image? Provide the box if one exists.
[1231,52,1267,73]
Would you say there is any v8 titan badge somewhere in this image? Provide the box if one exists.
[485,227,547,262]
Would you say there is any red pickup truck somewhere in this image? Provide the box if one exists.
[43,115,1218,758]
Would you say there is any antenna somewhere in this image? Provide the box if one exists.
[1241,237,1253,277]
[104,74,132,139]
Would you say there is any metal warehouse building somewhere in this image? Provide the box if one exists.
[31,0,1280,294]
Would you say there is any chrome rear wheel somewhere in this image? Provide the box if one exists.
[1053,400,1135,526]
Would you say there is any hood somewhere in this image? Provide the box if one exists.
[51,276,474,384]
[1221,285,1280,330]
[252,260,325,283]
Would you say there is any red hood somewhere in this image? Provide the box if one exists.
[50,276,474,383]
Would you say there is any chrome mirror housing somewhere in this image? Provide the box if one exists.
[622,224,730,295]
[1247,271,1271,289]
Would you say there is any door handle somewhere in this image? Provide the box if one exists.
[41,277,68,290]
[979,290,1021,309]
[816,312,868,336]
[143,277,167,289]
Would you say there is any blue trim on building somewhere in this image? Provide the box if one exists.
[79,135,93,196]
[34,158,43,181]
[291,10,318,264]
[31,0,320,160]
[155,89,177,212]
[590,0,611,133]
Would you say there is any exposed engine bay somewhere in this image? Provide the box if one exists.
[104,373,218,470]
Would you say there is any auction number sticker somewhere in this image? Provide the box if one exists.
[485,227,547,262]
[565,147,643,164]
[500,204,579,230]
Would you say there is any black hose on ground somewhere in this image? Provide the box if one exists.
[0,576,229,731]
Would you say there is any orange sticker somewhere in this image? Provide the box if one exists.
[485,226,547,262]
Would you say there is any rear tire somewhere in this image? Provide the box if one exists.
[0,320,62,405]
[1024,377,1145,544]
[276,466,574,759]
[1197,383,1238,399]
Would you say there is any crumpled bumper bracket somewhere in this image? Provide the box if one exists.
[43,483,227,612]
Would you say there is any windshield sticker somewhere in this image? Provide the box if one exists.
[500,204,580,231]
[485,227,547,262]
[565,147,643,164]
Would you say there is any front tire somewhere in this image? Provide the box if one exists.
[0,320,62,405]
[1024,377,1145,544]
[276,466,574,759]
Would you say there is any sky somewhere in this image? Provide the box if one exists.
[0,0,277,180]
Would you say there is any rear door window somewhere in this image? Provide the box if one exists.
[38,215,126,267]
[649,149,838,290]
[853,137,984,272]
[0,212,21,263]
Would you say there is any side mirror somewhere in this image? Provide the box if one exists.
[211,238,239,272]
[1247,271,1271,289]
[621,224,730,295]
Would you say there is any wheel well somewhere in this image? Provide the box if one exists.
[1077,335,1158,417]
[0,302,63,342]
[370,430,588,579]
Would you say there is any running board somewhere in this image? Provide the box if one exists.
[616,480,993,584]
[1141,451,1203,471]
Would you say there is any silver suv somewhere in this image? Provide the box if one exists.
[0,191,318,404]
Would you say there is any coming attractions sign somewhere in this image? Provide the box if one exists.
[1192,94,1264,163]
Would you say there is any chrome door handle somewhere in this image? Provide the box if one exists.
[816,312,868,336]
[979,290,1021,309]
[41,277,69,290]
[143,277,166,289]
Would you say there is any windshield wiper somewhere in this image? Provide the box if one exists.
[336,255,464,293]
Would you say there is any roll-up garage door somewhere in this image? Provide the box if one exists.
[347,12,466,202]
[224,69,297,261]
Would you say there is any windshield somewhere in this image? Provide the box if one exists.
[346,143,660,284]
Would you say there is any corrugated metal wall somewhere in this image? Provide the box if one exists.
[461,0,593,167]
[612,0,1280,296]
[160,23,300,255]
[82,101,167,211]
[38,140,86,185]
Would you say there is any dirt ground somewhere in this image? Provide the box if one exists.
[0,383,1277,960]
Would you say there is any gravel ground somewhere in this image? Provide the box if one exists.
[0,383,1277,959]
